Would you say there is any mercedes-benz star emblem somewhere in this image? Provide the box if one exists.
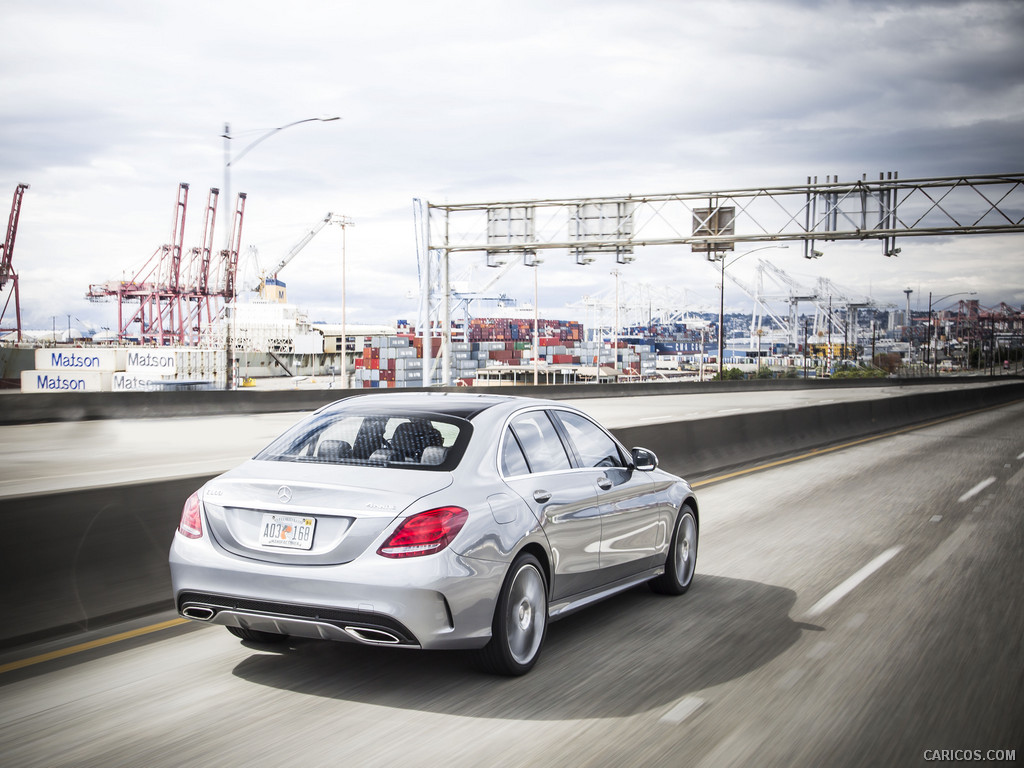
[277,486,293,503]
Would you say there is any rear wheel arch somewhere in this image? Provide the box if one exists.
[515,542,552,598]
[474,549,549,675]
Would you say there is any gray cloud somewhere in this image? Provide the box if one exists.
[1,0,1021,331]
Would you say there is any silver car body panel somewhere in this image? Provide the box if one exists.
[201,459,453,566]
[501,468,602,597]
[497,404,681,598]
[169,392,696,652]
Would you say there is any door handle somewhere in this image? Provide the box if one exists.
[533,489,551,503]
[597,478,613,491]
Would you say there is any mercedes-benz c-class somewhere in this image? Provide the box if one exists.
[169,393,698,675]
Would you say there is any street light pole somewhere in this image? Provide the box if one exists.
[335,215,354,388]
[221,116,341,389]
[715,244,788,380]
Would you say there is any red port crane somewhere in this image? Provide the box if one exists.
[0,183,29,342]
[88,183,247,345]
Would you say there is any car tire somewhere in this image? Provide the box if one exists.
[650,504,697,595]
[226,625,288,644]
[474,552,548,676]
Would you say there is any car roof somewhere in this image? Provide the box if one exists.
[321,392,561,421]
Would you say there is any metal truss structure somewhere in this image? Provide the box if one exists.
[566,281,714,343]
[429,172,1024,258]
[422,172,1024,383]
[1,183,29,342]
[87,184,247,345]
[743,259,892,350]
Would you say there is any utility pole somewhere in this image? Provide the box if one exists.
[803,316,809,378]
[828,296,833,375]
[903,287,914,362]
[612,269,620,382]
[871,320,877,368]
[533,260,541,385]
[990,315,996,376]
[718,255,725,380]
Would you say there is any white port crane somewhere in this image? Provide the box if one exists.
[254,212,343,298]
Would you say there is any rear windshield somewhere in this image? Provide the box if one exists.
[255,409,472,471]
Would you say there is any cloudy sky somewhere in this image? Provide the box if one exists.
[2,0,1023,335]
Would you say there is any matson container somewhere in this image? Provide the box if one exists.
[112,373,164,392]
[34,347,125,371]
[21,370,113,392]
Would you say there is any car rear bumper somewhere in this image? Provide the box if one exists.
[176,590,424,646]
[169,531,506,650]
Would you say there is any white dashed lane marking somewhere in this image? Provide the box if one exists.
[805,547,903,618]
[660,696,705,724]
[958,476,996,503]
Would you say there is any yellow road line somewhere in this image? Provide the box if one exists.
[0,618,189,675]
[692,399,1022,488]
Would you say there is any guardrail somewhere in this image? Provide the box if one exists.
[1,379,1022,650]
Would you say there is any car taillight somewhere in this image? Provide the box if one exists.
[377,506,468,558]
[178,492,203,539]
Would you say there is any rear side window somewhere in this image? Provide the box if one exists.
[501,428,531,476]
[256,410,471,471]
[508,411,571,474]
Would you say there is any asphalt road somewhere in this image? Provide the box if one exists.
[1,401,1021,767]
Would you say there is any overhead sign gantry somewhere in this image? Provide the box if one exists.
[422,171,1024,384]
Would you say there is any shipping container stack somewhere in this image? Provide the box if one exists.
[354,335,431,388]
[353,318,660,388]
[620,343,657,378]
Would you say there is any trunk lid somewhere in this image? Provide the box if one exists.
[200,459,453,565]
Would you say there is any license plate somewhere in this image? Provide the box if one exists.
[259,513,316,550]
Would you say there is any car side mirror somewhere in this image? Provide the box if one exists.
[630,447,658,471]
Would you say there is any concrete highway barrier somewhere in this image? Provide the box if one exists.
[1,476,217,648]
[2,379,1022,649]
[617,380,1024,480]
[0,375,963,425]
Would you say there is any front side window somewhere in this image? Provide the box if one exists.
[509,411,571,474]
[256,409,471,471]
[554,411,625,469]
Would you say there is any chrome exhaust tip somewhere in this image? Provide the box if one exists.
[344,626,401,645]
[182,606,215,621]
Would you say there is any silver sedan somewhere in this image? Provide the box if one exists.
[169,392,698,675]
